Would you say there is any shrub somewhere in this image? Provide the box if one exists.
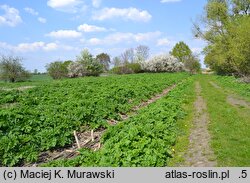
[46,61,68,79]
[111,66,134,75]
[184,55,201,74]
[111,63,142,75]
[143,54,183,73]
[127,63,142,73]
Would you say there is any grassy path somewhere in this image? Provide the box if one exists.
[200,76,250,166]
[172,75,249,167]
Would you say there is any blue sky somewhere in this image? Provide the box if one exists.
[0,0,207,72]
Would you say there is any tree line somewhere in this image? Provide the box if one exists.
[0,42,200,82]
[194,0,250,77]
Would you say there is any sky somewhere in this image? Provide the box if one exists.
[0,0,207,72]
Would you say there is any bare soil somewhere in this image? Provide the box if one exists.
[24,128,105,167]
[1,86,35,91]
[182,82,217,167]
[227,95,250,109]
[131,84,176,112]
[209,81,250,109]
[0,103,17,109]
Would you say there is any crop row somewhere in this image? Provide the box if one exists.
[0,73,187,166]
[44,77,194,167]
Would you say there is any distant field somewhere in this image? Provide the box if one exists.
[29,74,53,82]
[0,74,53,88]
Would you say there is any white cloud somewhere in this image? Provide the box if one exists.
[93,7,152,22]
[77,23,107,32]
[47,0,80,8]
[88,38,102,45]
[38,17,47,23]
[0,5,22,27]
[46,30,82,39]
[47,0,83,13]
[16,42,45,52]
[161,0,181,3]
[157,38,171,46]
[0,41,77,52]
[43,43,58,51]
[24,7,39,16]
[87,31,161,45]
[24,7,47,23]
[92,0,102,8]
[134,32,162,42]
[10,42,58,52]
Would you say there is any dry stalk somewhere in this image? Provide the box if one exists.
[73,130,81,149]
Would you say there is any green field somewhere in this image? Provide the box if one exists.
[0,73,249,167]
[0,74,53,89]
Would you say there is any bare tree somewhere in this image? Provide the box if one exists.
[135,45,150,63]
[120,48,134,64]
[112,56,122,67]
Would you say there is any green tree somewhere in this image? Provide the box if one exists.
[96,53,111,72]
[0,55,31,82]
[228,16,250,76]
[184,55,201,74]
[63,60,73,69]
[170,41,192,63]
[76,49,103,76]
[46,61,68,79]
[194,0,250,76]
[76,49,93,66]
[232,0,250,15]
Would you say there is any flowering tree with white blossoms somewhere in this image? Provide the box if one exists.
[67,49,103,78]
[67,62,87,78]
[142,54,184,72]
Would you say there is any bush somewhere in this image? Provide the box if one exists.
[127,63,142,73]
[184,55,201,74]
[143,54,183,73]
[111,63,142,75]
[46,61,68,79]
[111,66,134,75]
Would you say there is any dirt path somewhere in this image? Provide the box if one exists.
[182,82,217,167]
[227,95,250,109]
[209,81,250,109]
